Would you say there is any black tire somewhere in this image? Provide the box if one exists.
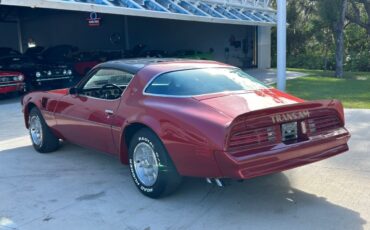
[29,107,60,153]
[128,128,182,198]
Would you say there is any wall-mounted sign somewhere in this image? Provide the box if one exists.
[87,12,101,27]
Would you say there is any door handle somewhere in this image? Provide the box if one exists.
[105,109,114,116]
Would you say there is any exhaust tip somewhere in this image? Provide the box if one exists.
[206,178,226,187]
[214,178,224,187]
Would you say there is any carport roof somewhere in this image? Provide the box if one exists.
[1,0,276,26]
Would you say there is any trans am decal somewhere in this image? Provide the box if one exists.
[271,110,310,124]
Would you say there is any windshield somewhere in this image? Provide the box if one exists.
[145,68,269,96]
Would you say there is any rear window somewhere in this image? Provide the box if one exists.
[145,68,269,96]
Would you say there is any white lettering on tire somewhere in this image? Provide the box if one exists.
[130,136,163,194]
[137,136,161,165]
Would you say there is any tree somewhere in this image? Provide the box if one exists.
[347,0,370,35]
[316,0,348,77]
[272,0,369,72]
[335,0,348,78]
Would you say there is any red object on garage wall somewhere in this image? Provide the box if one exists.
[87,12,101,27]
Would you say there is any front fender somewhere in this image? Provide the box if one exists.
[22,92,43,128]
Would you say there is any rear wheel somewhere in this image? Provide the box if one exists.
[128,128,182,198]
[29,107,59,153]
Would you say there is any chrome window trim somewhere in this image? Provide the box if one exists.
[75,94,122,102]
[36,76,72,82]
[142,66,270,98]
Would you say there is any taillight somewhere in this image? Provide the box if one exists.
[226,107,343,154]
[308,114,341,135]
[228,126,277,151]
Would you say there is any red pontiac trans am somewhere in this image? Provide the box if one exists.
[22,59,351,198]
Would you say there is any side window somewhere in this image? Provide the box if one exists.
[82,69,134,99]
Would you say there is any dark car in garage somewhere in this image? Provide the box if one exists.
[43,45,103,78]
[0,47,75,92]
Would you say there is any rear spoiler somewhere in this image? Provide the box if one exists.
[230,99,345,128]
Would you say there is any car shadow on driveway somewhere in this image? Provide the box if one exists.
[0,143,367,230]
[172,175,367,230]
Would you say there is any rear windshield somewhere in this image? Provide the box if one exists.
[145,68,269,96]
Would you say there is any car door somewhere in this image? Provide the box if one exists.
[54,68,134,154]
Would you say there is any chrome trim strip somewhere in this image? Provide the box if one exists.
[36,76,73,82]
[79,94,122,102]
[0,83,21,87]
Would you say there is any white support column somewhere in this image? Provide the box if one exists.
[277,0,286,91]
[257,26,271,69]
[17,18,24,53]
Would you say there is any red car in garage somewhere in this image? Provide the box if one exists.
[22,59,351,198]
[0,71,25,95]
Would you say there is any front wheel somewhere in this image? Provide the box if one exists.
[128,128,182,198]
[29,108,60,153]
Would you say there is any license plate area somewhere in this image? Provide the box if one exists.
[281,122,298,142]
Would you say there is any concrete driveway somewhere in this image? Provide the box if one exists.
[0,96,369,230]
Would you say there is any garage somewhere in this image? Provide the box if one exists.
[0,0,275,91]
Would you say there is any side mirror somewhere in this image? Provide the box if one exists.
[69,87,80,95]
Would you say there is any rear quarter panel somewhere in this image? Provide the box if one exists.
[116,71,232,177]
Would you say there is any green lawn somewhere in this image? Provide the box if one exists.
[283,69,370,109]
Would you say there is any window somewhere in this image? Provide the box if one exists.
[82,69,134,99]
[84,69,133,89]
[145,68,268,96]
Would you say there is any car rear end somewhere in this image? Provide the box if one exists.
[0,72,25,94]
[214,99,350,179]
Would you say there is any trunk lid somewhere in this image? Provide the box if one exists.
[194,89,304,118]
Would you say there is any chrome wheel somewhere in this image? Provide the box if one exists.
[29,115,43,146]
[133,142,159,187]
